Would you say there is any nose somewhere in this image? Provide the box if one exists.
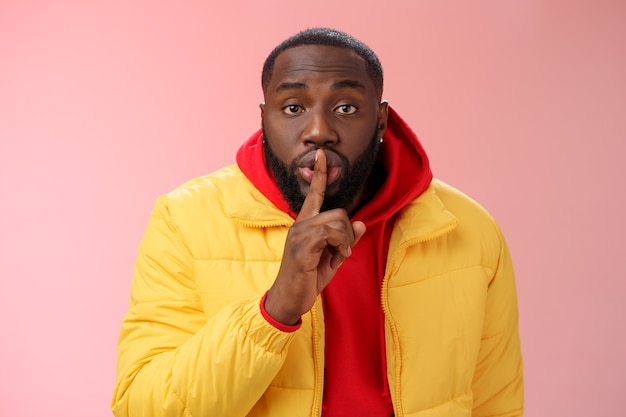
[300,109,338,147]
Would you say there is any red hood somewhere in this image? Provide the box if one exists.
[236,106,433,225]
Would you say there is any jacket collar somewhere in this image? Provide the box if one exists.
[228,170,456,245]
[227,169,294,228]
[392,180,458,246]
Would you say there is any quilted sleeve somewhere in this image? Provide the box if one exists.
[111,196,296,417]
[472,224,524,417]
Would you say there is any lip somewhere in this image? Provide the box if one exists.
[297,149,343,185]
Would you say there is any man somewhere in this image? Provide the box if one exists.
[112,28,523,417]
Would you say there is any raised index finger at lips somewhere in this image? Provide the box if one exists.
[297,149,327,220]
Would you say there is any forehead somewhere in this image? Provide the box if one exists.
[268,45,372,91]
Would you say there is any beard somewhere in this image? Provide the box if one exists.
[263,128,381,214]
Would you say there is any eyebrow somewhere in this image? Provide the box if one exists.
[275,79,367,93]
[276,82,308,92]
[331,79,366,91]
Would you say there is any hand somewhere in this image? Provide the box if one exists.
[264,149,366,325]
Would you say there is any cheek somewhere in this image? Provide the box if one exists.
[264,121,291,158]
[337,126,377,157]
[265,126,307,164]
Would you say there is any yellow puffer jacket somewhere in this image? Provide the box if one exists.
[112,166,523,417]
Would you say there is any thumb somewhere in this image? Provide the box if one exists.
[351,221,366,247]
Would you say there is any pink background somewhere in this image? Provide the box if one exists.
[1,1,624,416]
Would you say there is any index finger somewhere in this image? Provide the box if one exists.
[296,149,327,220]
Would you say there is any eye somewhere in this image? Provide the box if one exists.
[282,104,303,115]
[334,104,358,115]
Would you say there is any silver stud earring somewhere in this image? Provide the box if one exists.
[378,137,384,144]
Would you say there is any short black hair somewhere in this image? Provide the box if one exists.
[262,27,383,98]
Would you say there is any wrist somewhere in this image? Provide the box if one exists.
[261,291,302,331]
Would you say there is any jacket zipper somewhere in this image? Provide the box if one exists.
[381,221,456,417]
[311,303,324,416]
[233,219,293,229]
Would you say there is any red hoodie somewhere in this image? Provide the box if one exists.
[237,106,432,416]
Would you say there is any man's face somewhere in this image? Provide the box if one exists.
[260,45,388,214]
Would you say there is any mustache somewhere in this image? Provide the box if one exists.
[261,130,350,173]
[290,146,348,170]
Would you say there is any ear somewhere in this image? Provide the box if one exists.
[259,102,265,117]
[377,100,389,136]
